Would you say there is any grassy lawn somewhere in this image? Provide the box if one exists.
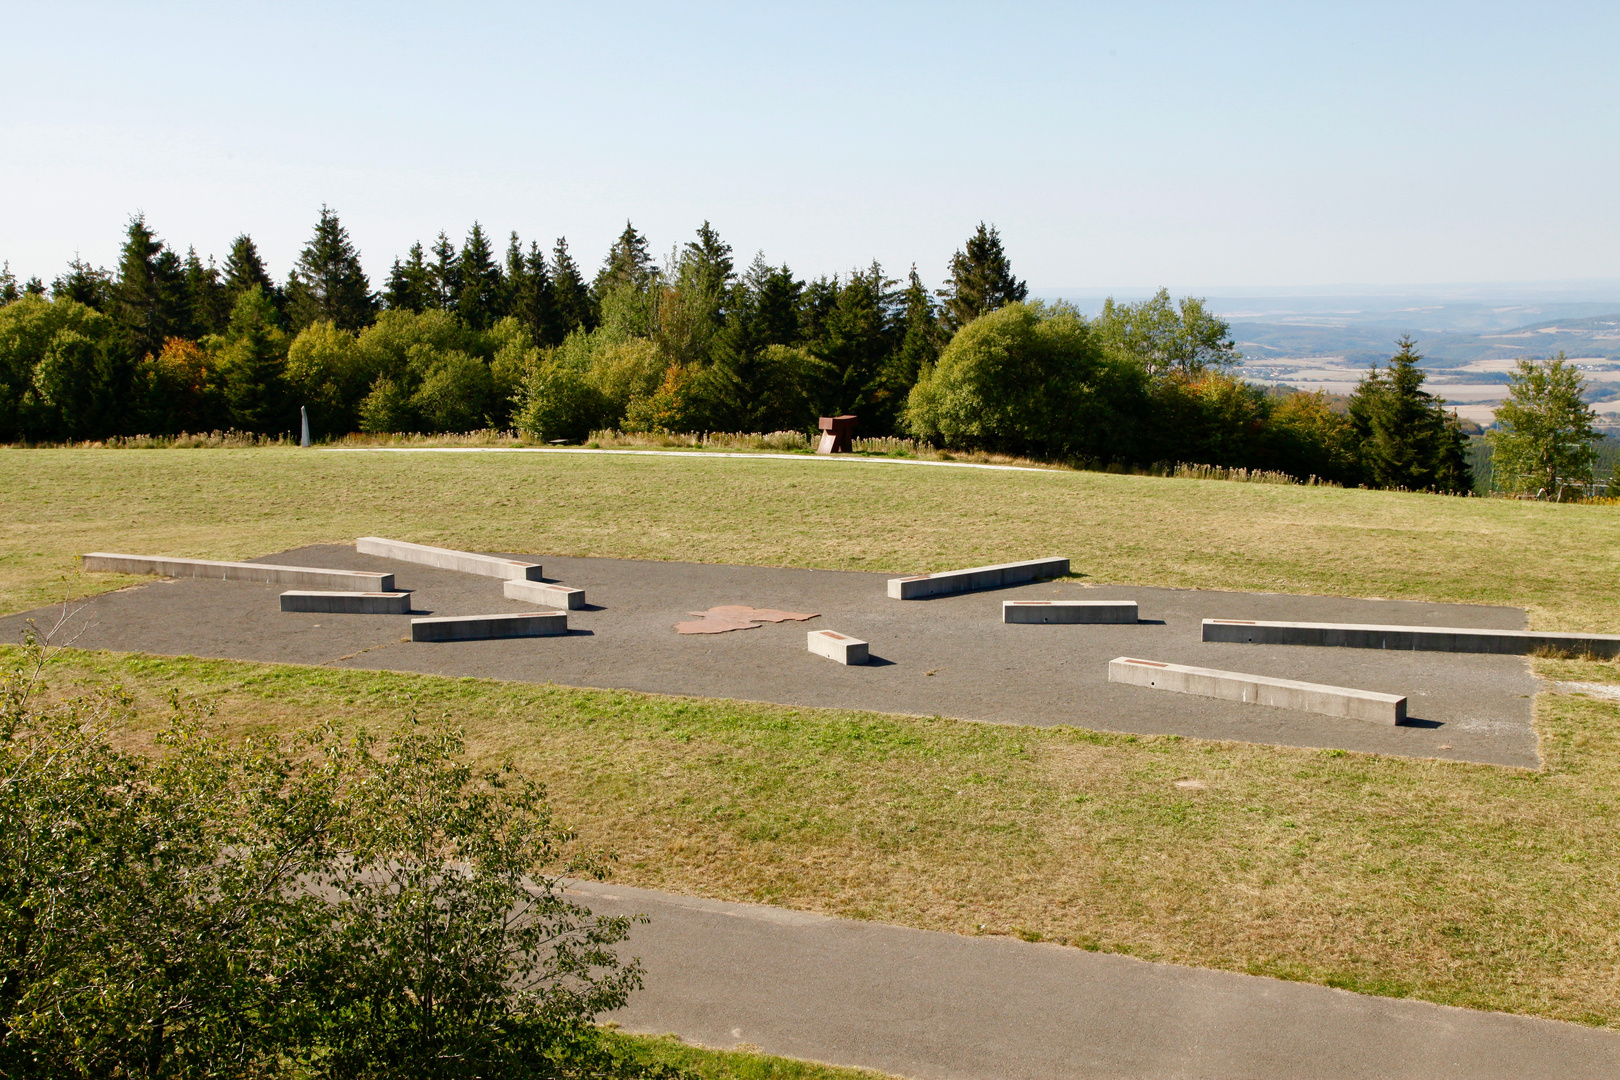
[3,447,1618,629]
[21,645,1620,1029]
[6,447,1620,1036]
[609,1031,898,1079]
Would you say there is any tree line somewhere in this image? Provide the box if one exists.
[2,209,1486,490]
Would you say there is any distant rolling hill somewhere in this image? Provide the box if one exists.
[1231,312,1620,368]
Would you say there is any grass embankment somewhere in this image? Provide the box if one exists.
[2,447,1618,629]
[22,647,1620,1029]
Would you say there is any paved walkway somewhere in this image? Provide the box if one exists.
[578,883,1619,1080]
[4,546,1540,765]
[321,445,1056,473]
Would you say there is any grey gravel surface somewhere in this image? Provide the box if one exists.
[3,543,1541,765]
[579,881,1620,1080]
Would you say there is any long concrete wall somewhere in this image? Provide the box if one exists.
[280,591,411,614]
[1108,656,1407,725]
[503,578,586,609]
[1202,618,1620,658]
[83,553,393,592]
[357,536,543,581]
[888,557,1069,600]
[410,611,567,642]
[1003,600,1137,624]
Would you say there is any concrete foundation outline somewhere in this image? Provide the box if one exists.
[888,557,1069,600]
[1203,618,1620,658]
[357,536,543,581]
[1004,599,1137,624]
[1108,656,1407,725]
[503,578,586,609]
[279,591,412,614]
[82,552,393,592]
[410,612,567,641]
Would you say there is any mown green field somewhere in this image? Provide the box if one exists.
[2,447,1617,628]
[5,447,1620,1034]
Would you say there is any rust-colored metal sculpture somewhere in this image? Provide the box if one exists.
[816,414,857,454]
[675,605,820,634]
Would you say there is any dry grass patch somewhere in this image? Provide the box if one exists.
[3,447,1618,629]
[23,647,1620,1029]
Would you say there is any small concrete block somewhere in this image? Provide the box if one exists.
[1108,656,1406,725]
[887,557,1068,600]
[82,552,393,592]
[503,578,586,609]
[808,629,869,665]
[357,536,542,581]
[1003,600,1137,624]
[1201,618,1620,658]
[410,611,567,642]
[280,590,411,614]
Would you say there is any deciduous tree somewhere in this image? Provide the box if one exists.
[1487,352,1600,496]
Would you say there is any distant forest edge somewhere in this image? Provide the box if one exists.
[1,208,1606,495]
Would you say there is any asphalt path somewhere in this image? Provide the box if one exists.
[580,882,1619,1080]
[3,544,1541,765]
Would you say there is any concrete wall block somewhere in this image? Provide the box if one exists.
[1108,656,1406,725]
[357,536,543,581]
[1003,600,1138,624]
[808,629,870,665]
[1202,618,1620,658]
[411,611,567,641]
[82,552,393,592]
[280,591,412,614]
[887,557,1069,600]
[503,578,586,609]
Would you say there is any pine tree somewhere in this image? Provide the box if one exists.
[938,222,1027,333]
[285,206,377,331]
[384,242,435,313]
[108,214,188,359]
[550,237,596,334]
[594,221,656,297]
[455,222,504,329]
[182,247,231,337]
[1349,336,1472,492]
[52,257,112,309]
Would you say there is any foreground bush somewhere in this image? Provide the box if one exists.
[0,631,681,1079]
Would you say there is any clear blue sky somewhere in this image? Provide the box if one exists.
[3,1,1617,293]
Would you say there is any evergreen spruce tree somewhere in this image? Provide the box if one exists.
[218,286,291,432]
[108,214,188,359]
[455,222,504,329]
[430,232,460,310]
[550,237,596,334]
[23,277,45,296]
[285,206,377,331]
[0,262,19,305]
[748,257,802,346]
[938,222,1027,333]
[594,221,656,297]
[51,258,112,309]
[1348,336,1473,492]
[891,266,944,388]
[512,240,560,346]
[812,263,902,420]
[383,242,435,312]
[223,235,277,298]
[182,247,231,337]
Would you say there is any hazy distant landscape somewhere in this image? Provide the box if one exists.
[1055,283,1620,428]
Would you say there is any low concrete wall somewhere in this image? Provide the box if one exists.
[808,629,869,665]
[1108,656,1406,725]
[280,591,411,614]
[357,536,543,581]
[410,612,567,642]
[83,553,393,592]
[1202,618,1620,658]
[1004,600,1137,624]
[503,579,586,609]
[888,557,1069,600]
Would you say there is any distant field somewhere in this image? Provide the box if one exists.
[22,647,1620,1028]
[2,447,1617,630]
